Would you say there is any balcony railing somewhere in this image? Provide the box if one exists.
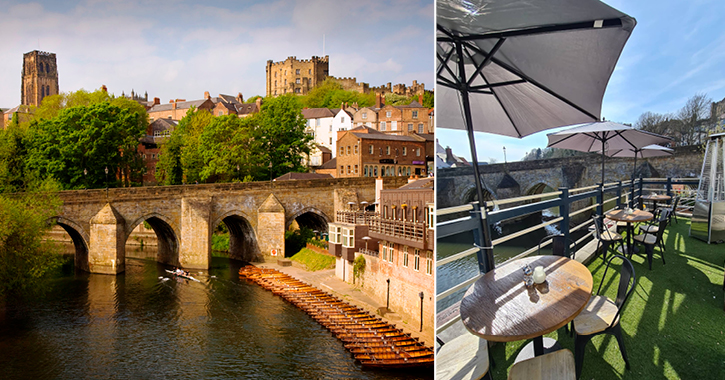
[436,177,700,335]
[335,210,378,225]
[335,210,429,242]
[358,248,379,258]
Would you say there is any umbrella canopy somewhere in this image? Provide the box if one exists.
[547,121,672,184]
[606,144,674,159]
[437,0,636,138]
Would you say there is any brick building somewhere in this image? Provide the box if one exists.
[335,126,428,178]
[328,177,434,336]
[147,98,214,121]
[266,56,330,97]
[138,118,178,185]
[21,50,59,107]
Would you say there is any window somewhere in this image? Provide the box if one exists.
[341,117,345,123]
[388,242,395,263]
[386,111,392,118]
[362,112,367,119]
[382,241,388,261]
[354,165,358,174]
[45,63,49,73]
[386,146,391,155]
[342,227,354,248]
[295,88,301,93]
[426,251,433,275]
[412,110,418,118]
[329,137,332,144]
[364,166,368,177]
[391,121,397,130]
[392,206,396,220]
[275,80,277,86]
[347,146,351,155]
[339,166,344,175]
[296,69,300,75]
[308,69,311,74]
[414,249,420,271]
[373,166,378,177]
[369,145,373,154]
[284,79,287,85]
[408,123,413,131]
[329,226,341,244]
[41,86,45,98]
[403,246,409,267]
[347,165,351,174]
[340,146,344,155]
[418,123,424,133]
[354,145,358,154]
[329,124,332,131]
[416,148,421,156]
[380,121,386,131]
[403,147,407,156]
[296,78,301,84]
[40,63,44,72]
[426,206,435,229]
[218,111,223,116]
[274,72,277,77]
[316,118,320,127]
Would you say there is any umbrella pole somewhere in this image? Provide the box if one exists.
[601,139,605,186]
[631,153,637,208]
[456,39,495,273]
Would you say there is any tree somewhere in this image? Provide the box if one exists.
[421,90,434,108]
[245,95,263,104]
[0,125,32,193]
[677,93,712,146]
[256,94,313,179]
[0,179,63,299]
[198,114,262,182]
[25,102,146,189]
[301,78,375,108]
[155,107,213,185]
[384,93,413,106]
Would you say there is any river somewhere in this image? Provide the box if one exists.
[0,249,432,379]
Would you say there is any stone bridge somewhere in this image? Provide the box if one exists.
[437,145,703,208]
[53,177,407,275]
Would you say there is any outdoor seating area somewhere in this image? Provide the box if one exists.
[438,217,725,379]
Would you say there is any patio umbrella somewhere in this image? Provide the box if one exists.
[547,122,672,185]
[437,0,637,272]
[607,144,673,207]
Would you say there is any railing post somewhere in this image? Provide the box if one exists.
[666,177,673,197]
[596,183,604,216]
[559,187,571,257]
[471,202,494,274]
[616,181,622,209]
[638,176,644,209]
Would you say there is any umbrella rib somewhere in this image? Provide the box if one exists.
[439,18,625,42]
[470,79,526,91]
[436,47,455,78]
[466,38,506,88]
[462,40,599,121]
[437,77,459,90]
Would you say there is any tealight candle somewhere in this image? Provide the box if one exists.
[533,266,546,284]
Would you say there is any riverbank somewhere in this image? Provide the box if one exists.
[252,260,434,347]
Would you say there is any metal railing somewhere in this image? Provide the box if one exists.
[435,177,699,336]
[336,211,428,242]
[358,248,379,258]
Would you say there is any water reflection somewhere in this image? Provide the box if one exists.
[0,252,432,379]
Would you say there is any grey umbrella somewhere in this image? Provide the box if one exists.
[606,144,674,206]
[547,121,672,185]
[437,0,637,272]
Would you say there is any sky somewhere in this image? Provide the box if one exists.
[0,0,433,107]
[437,0,725,163]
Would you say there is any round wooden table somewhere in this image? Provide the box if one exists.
[460,255,593,357]
[605,209,654,255]
[641,194,671,210]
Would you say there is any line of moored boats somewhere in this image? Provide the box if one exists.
[238,265,434,369]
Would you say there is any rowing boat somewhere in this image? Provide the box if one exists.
[358,356,434,369]
[165,269,201,282]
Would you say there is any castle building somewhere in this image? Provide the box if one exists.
[22,50,59,106]
[266,56,329,97]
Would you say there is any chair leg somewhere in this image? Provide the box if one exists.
[645,244,654,270]
[601,241,610,262]
[575,333,593,380]
[483,370,493,380]
[611,323,631,370]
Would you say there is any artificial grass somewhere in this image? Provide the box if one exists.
[489,218,725,379]
[290,248,336,271]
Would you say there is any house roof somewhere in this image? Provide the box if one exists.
[302,108,335,119]
[236,103,259,115]
[148,99,211,112]
[397,178,434,190]
[397,100,425,108]
[318,157,337,169]
[151,118,178,131]
[218,94,241,104]
[274,172,333,181]
[316,144,332,153]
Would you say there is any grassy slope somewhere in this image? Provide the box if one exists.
[290,248,335,271]
[490,218,725,379]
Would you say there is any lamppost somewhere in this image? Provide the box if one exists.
[503,146,507,164]
[419,292,424,332]
[83,168,88,189]
[386,278,391,310]
[269,161,273,182]
[104,166,109,197]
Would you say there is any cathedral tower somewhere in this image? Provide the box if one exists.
[22,50,59,106]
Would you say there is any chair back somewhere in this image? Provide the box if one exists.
[670,196,680,211]
[653,209,670,243]
[538,234,576,259]
[597,254,637,328]
[592,215,605,240]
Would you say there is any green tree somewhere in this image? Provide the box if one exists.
[25,102,146,189]
[384,93,413,106]
[0,179,63,299]
[198,114,262,182]
[245,95,263,104]
[256,94,313,179]
[0,125,32,193]
[421,90,434,108]
[155,107,213,185]
[301,78,375,108]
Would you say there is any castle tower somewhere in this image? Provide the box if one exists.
[21,50,59,106]
[265,55,329,97]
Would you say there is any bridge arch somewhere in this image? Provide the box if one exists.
[524,182,558,197]
[287,207,330,233]
[51,216,90,272]
[212,211,259,262]
[462,185,497,205]
[125,213,180,266]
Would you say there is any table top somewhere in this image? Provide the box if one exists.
[460,255,593,343]
[641,194,671,202]
[605,208,654,223]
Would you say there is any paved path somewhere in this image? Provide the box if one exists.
[252,261,434,347]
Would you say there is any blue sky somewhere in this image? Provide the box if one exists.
[437,0,725,163]
[0,0,433,108]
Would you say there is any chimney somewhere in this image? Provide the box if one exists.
[172,101,177,110]
[169,99,174,103]
[445,146,454,164]
[153,97,160,105]
[375,93,382,109]
[101,85,107,92]
[375,177,384,213]
[237,92,244,103]
[418,94,423,104]
[204,91,210,100]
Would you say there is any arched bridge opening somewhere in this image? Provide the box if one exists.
[54,219,89,272]
[292,210,329,235]
[126,215,179,266]
[214,214,259,263]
